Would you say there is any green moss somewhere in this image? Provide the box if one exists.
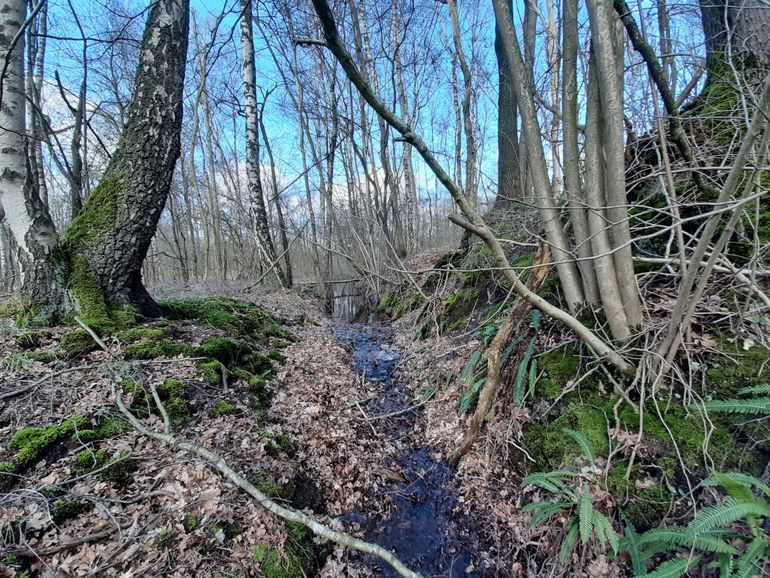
[116,327,168,343]
[209,520,243,541]
[161,296,291,342]
[197,337,242,365]
[268,350,286,364]
[0,461,16,489]
[211,400,240,417]
[15,332,41,349]
[124,338,193,360]
[197,359,226,385]
[537,348,583,400]
[9,416,88,467]
[75,416,130,443]
[60,329,98,354]
[156,528,174,549]
[159,379,189,423]
[126,379,189,424]
[253,521,324,578]
[99,452,136,487]
[254,476,283,498]
[0,297,23,319]
[243,352,272,375]
[605,464,673,529]
[523,405,610,469]
[70,448,136,487]
[183,513,200,532]
[70,449,108,476]
[705,339,770,398]
[24,350,57,363]
[265,434,297,459]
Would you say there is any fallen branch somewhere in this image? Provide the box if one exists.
[110,379,422,578]
[449,244,552,465]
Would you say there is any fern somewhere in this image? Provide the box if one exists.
[686,498,770,536]
[514,336,536,405]
[621,521,648,576]
[638,556,701,578]
[522,470,574,494]
[639,526,738,555]
[703,471,770,499]
[523,500,570,526]
[459,377,487,412]
[704,397,770,414]
[592,509,620,553]
[461,350,482,384]
[559,518,579,564]
[734,537,770,578]
[578,486,594,545]
[562,428,595,466]
[737,383,770,396]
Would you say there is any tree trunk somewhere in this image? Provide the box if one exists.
[61,0,189,319]
[493,0,520,210]
[700,0,770,80]
[0,0,65,315]
[240,0,285,287]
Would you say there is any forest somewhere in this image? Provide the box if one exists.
[0,0,769,576]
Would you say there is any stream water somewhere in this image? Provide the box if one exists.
[332,322,479,577]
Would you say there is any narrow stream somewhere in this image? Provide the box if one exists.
[332,322,478,577]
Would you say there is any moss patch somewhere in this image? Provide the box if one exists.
[116,326,168,343]
[126,379,190,424]
[8,416,88,468]
[75,416,130,443]
[161,296,291,342]
[211,400,240,417]
[253,522,327,578]
[14,332,41,350]
[70,448,136,486]
[124,338,193,360]
[705,338,770,399]
[60,329,99,355]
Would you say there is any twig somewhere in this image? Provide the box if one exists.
[74,316,110,352]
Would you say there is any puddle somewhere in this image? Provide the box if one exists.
[332,323,478,577]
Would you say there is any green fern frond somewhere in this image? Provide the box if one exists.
[621,521,648,576]
[687,498,770,536]
[703,471,770,498]
[738,384,770,396]
[559,518,579,564]
[637,556,701,578]
[735,537,770,578]
[528,357,538,398]
[459,377,487,412]
[592,510,620,553]
[562,428,595,466]
[704,398,770,415]
[514,337,536,405]
[639,527,738,555]
[461,350,482,384]
[523,500,570,526]
[579,486,594,545]
[522,470,574,494]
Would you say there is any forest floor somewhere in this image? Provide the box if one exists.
[0,283,560,578]
[2,245,769,578]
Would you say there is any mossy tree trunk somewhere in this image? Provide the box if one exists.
[61,0,189,320]
[700,0,770,83]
